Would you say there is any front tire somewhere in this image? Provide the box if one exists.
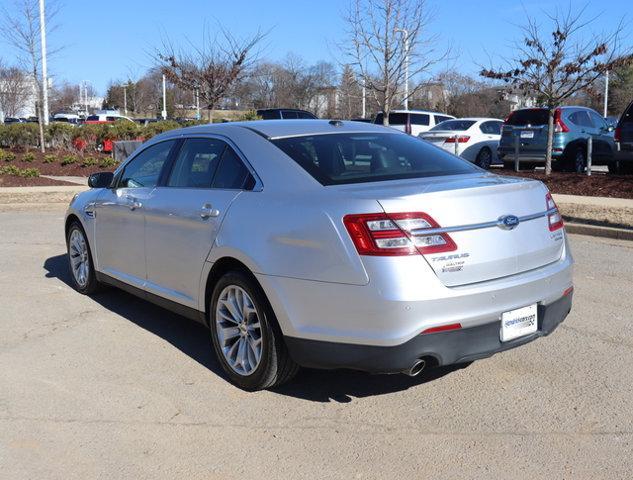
[66,221,103,295]
[209,271,298,390]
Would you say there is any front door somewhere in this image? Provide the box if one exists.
[143,137,254,309]
[94,140,176,288]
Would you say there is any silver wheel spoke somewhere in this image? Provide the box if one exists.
[68,229,89,288]
[215,284,263,376]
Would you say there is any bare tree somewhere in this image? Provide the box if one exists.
[481,7,633,174]
[0,62,30,117]
[340,0,447,125]
[338,64,363,118]
[155,26,266,120]
[0,0,60,152]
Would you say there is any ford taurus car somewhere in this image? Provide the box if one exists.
[65,120,574,390]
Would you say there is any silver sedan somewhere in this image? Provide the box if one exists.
[66,120,574,390]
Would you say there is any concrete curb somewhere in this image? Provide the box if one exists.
[564,222,633,241]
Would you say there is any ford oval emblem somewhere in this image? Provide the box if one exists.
[498,214,520,230]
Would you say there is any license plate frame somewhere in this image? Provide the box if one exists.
[500,304,538,342]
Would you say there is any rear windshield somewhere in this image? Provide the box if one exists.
[271,132,478,186]
[430,120,475,131]
[506,109,549,126]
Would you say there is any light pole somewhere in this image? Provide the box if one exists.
[394,28,410,110]
[603,70,609,117]
[38,0,49,125]
[123,85,128,116]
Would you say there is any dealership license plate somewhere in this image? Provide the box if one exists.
[500,304,538,342]
[520,130,534,139]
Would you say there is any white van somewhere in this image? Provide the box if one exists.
[374,109,455,136]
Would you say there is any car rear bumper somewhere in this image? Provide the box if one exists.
[285,291,572,373]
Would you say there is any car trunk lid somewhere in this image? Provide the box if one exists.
[338,174,565,286]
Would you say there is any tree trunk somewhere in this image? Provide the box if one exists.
[545,108,555,176]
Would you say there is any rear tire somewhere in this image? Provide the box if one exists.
[66,221,104,295]
[475,147,492,169]
[573,147,586,173]
[209,271,299,390]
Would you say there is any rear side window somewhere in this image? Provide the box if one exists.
[296,111,316,119]
[212,147,253,190]
[259,110,279,120]
[167,138,225,188]
[430,120,475,131]
[480,121,503,135]
[506,109,549,126]
[410,113,430,126]
[281,110,299,119]
[119,141,175,188]
[568,111,592,128]
[271,132,478,186]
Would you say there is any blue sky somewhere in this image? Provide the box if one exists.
[0,0,631,93]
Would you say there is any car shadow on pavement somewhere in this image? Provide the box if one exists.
[44,253,470,403]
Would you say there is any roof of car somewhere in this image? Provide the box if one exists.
[448,117,503,122]
[155,119,393,141]
[384,109,454,115]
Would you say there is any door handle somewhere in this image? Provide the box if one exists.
[124,195,142,210]
[200,203,220,219]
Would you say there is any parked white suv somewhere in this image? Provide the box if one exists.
[374,110,455,136]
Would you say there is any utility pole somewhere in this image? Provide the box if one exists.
[161,74,167,120]
[195,87,200,120]
[38,0,49,125]
[395,28,410,110]
[603,70,609,117]
[123,85,128,115]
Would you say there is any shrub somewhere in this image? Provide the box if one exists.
[45,123,75,150]
[81,156,98,167]
[72,124,109,150]
[141,120,180,139]
[22,152,35,162]
[0,165,39,177]
[238,110,261,121]
[106,120,141,141]
[0,150,16,162]
[43,154,57,163]
[0,123,40,150]
[61,155,77,166]
[99,157,117,168]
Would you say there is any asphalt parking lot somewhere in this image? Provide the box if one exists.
[1,205,632,479]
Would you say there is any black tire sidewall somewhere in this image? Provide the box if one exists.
[476,148,491,169]
[209,271,279,390]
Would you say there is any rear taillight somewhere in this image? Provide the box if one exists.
[554,108,570,133]
[444,136,470,143]
[614,126,621,142]
[343,212,457,256]
[546,193,564,231]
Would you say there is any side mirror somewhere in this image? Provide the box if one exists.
[607,125,615,132]
[88,171,114,189]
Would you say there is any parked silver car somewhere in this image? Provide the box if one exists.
[66,120,574,390]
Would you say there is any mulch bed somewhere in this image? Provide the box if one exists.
[0,175,78,187]
[496,169,633,199]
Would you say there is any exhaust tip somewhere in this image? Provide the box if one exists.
[404,359,426,377]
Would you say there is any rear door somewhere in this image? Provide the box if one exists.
[143,137,255,308]
[617,102,633,152]
[587,110,615,162]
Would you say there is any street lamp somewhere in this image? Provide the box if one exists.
[394,28,410,110]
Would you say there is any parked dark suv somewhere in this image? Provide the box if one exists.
[613,101,633,174]
[256,108,317,120]
[498,106,616,172]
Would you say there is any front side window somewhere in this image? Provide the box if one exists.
[167,138,225,188]
[272,132,478,186]
[281,110,299,119]
[119,140,175,188]
[588,111,607,129]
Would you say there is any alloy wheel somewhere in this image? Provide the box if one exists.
[69,228,89,288]
[215,285,263,376]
